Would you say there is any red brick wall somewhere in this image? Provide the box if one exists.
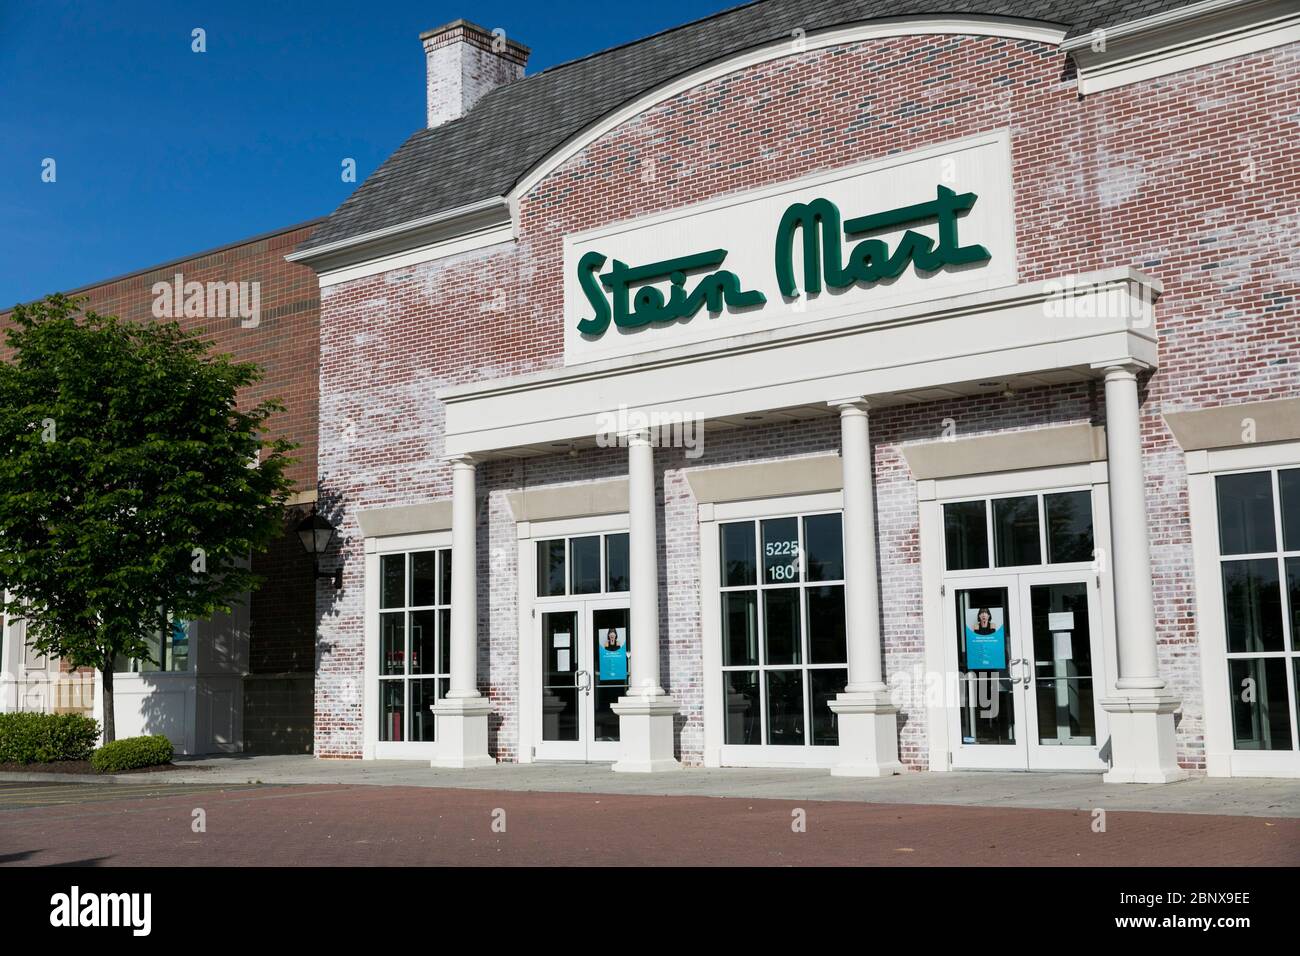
[2,221,320,494]
[315,34,1300,764]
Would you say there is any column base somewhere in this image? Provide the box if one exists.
[611,695,680,773]
[827,690,903,777]
[1100,691,1188,785]
[430,696,496,769]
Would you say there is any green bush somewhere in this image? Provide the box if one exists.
[0,712,101,764]
[91,735,174,774]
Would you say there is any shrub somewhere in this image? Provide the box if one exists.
[91,735,174,774]
[0,712,100,763]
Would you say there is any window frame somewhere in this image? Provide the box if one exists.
[1184,439,1300,778]
[1212,465,1300,754]
[702,489,852,764]
[533,531,631,601]
[114,617,191,674]
[376,547,453,747]
[365,529,453,760]
[940,485,1099,577]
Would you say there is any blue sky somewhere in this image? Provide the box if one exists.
[0,0,739,306]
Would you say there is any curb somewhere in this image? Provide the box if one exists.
[0,770,199,785]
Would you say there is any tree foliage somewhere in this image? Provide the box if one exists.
[0,294,296,738]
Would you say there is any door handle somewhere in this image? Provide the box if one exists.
[1021,659,1033,685]
[576,669,591,695]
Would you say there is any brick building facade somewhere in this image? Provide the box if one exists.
[1,222,322,754]
[289,1,1300,781]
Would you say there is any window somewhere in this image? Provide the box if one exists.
[718,512,847,747]
[378,549,451,743]
[535,533,630,598]
[943,490,1095,572]
[1216,468,1300,751]
[114,618,190,673]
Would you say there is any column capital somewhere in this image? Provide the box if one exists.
[1092,359,1153,381]
[828,396,871,415]
[443,453,478,470]
[622,427,655,447]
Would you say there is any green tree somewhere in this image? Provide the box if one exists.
[0,295,296,742]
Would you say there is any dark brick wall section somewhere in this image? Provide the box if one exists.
[243,674,315,754]
[250,509,318,675]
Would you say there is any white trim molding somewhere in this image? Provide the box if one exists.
[1063,0,1300,94]
[441,267,1162,457]
[286,196,513,283]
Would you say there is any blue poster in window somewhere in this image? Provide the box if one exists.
[965,607,1006,671]
[598,627,627,681]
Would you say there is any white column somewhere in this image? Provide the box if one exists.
[627,430,664,696]
[447,455,479,699]
[431,454,495,768]
[611,428,679,772]
[827,399,902,777]
[1097,365,1186,784]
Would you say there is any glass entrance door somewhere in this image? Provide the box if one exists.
[536,600,629,761]
[947,572,1106,770]
[1019,573,1107,771]
[949,578,1027,769]
[539,608,584,760]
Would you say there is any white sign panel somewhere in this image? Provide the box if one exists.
[1048,612,1075,632]
[563,131,1016,365]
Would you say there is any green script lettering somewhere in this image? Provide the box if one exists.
[775,185,990,297]
[577,248,765,337]
[574,184,991,336]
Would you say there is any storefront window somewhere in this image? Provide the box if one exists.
[378,549,451,743]
[535,533,630,597]
[944,490,1095,572]
[1216,468,1300,751]
[605,534,630,592]
[1045,490,1094,563]
[114,618,189,673]
[718,512,847,747]
[993,495,1041,567]
[944,499,988,570]
[570,536,602,594]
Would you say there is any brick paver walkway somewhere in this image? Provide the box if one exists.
[2,782,1296,866]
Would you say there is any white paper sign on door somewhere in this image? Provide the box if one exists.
[1048,612,1074,631]
[556,648,571,671]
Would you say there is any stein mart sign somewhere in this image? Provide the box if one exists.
[563,131,1016,365]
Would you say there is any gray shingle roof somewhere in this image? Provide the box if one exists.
[298,0,1198,254]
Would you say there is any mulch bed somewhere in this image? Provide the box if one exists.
[0,760,195,775]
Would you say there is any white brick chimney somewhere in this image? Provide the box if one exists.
[421,19,529,129]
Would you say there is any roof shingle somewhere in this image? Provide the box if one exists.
[298,0,1198,254]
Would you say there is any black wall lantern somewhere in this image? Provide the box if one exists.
[296,508,342,590]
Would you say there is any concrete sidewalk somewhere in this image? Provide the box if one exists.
[78,754,1295,818]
